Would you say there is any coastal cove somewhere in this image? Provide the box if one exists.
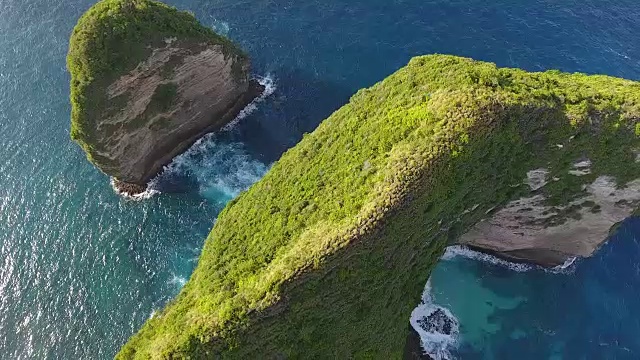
[414,217,640,359]
[0,0,639,359]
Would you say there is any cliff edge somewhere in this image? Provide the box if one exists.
[117,55,639,358]
[67,0,262,192]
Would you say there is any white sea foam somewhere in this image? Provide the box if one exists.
[110,178,160,201]
[552,256,578,274]
[168,274,187,288]
[111,75,276,200]
[442,245,534,272]
[221,74,276,131]
[211,20,230,36]
[442,245,578,274]
[410,280,459,360]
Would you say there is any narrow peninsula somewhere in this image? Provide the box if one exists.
[67,0,263,194]
[116,55,639,358]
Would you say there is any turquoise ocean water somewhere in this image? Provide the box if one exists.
[412,218,640,359]
[0,0,639,358]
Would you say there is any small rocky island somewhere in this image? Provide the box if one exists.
[115,54,639,359]
[67,0,263,194]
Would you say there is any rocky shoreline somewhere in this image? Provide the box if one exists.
[68,0,264,194]
[456,172,640,267]
[112,79,265,196]
[403,325,434,360]
[465,244,572,268]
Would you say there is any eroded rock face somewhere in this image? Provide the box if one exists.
[458,172,640,267]
[92,40,263,187]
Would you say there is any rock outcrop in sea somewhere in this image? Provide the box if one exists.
[458,174,640,267]
[67,0,263,193]
[117,55,639,358]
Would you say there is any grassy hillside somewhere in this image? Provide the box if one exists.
[67,0,243,165]
[117,55,640,359]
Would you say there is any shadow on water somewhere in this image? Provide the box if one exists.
[233,67,354,164]
[153,67,353,196]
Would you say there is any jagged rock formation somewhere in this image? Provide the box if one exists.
[117,55,639,359]
[67,0,262,191]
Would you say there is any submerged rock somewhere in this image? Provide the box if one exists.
[421,309,454,335]
[112,179,147,196]
[67,0,263,190]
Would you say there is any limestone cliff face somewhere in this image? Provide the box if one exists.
[94,41,261,185]
[458,171,640,267]
[67,0,262,189]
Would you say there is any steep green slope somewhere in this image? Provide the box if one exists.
[67,0,243,165]
[117,55,640,359]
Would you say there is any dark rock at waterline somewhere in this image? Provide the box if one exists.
[419,308,455,336]
[68,0,265,186]
[466,244,570,268]
[404,309,456,359]
[113,180,147,196]
[403,325,434,360]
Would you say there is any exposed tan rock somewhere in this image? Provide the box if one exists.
[458,176,640,266]
[525,168,549,191]
[92,40,263,189]
[568,159,592,176]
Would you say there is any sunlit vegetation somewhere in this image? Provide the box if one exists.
[118,55,640,359]
[67,0,243,164]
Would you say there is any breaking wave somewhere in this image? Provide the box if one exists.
[442,245,578,274]
[410,280,459,360]
[156,137,268,203]
[168,274,187,288]
[110,178,160,201]
[210,19,230,36]
[222,74,276,131]
[112,75,276,200]
[441,246,534,272]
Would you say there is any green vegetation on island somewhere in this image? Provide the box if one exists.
[118,55,640,358]
[67,0,244,166]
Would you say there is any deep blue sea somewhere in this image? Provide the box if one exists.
[0,0,639,358]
